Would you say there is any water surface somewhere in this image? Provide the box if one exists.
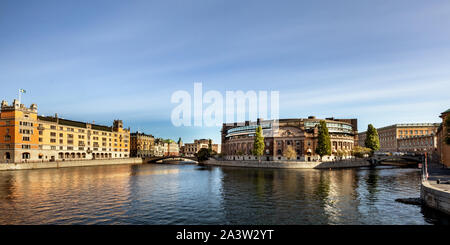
[0,163,448,225]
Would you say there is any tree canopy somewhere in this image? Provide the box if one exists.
[252,126,265,157]
[283,145,297,160]
[196,148,211,162]
[315,120,331,157]
[364,124,380,151]
[208,139,213,153]
[351,146,372,158]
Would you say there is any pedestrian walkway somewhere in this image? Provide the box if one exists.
[427,161,450,192]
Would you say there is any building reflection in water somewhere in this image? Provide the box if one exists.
[0,165,140,224]
[218,167,362,224]
[217,166,443,225]
[0,164,447,225]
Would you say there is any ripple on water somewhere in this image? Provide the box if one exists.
[0,164,448,224]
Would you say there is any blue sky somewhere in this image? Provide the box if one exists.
[1,0,450,143]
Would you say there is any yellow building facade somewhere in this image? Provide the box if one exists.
[0,100,130,163]
[358,123,440,152]
[130,132,155,157]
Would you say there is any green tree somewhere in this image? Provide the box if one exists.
[208,139,213,154]
[252,126,265,161]
[316,120,331,159]
[365,124,380,151]
[336,149,345,160]
[351,146,371,158]
[283,145,297,160]
[196,148,211,162]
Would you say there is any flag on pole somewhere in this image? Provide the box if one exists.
[20,89,26,93]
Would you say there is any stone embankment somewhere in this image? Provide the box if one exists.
[421,180,450,215]
[421,164,450,215]
[204,158,371,169]
[0,158,143,171]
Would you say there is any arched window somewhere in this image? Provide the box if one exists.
[22,152,30,159]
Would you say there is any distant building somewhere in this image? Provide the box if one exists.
[164,139,180,157]
[0,100,130,163]
[152,138,166,157]
[221,117,358,161]
[397,134,437,155]
[437,109,450,168]
[130,132,154,157]
[358,123,440,152]
[181,139,220,157]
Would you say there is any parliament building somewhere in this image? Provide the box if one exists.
[221,116,358,161]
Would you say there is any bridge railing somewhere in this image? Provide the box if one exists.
[422,152,428,181]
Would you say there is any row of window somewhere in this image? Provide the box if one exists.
[8,134,41,142]
[37,145,128,152]
[5,144,126,151]
[19,129,33,134]
[398,130,430,135]
[19,152,129,160]
[19,121,33,127]
[42,138,127,147]
[399,139,434,147]
[47,133,127,143]
[46,125,129,139]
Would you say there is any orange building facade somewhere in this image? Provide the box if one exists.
[0,100,130,163]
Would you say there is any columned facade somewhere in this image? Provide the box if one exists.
[221,117,358,161]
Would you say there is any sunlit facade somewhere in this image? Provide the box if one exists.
[0,100,130,163]
[221,117,358,161]
[130,132,155,157]
[181,139,220,157]
[358,123,440,152]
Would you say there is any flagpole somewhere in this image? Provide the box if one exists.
[18,89,21,104]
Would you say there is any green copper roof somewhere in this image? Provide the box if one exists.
[443,108,450,114]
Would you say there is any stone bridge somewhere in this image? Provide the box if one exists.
[143,156,198,163]
[370,154,424,165]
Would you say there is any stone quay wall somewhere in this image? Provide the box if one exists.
[421,180,450,215]
[0,158,144,171]
[204,158,371,169]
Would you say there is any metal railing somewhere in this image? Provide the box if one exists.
[422,152,428,181]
